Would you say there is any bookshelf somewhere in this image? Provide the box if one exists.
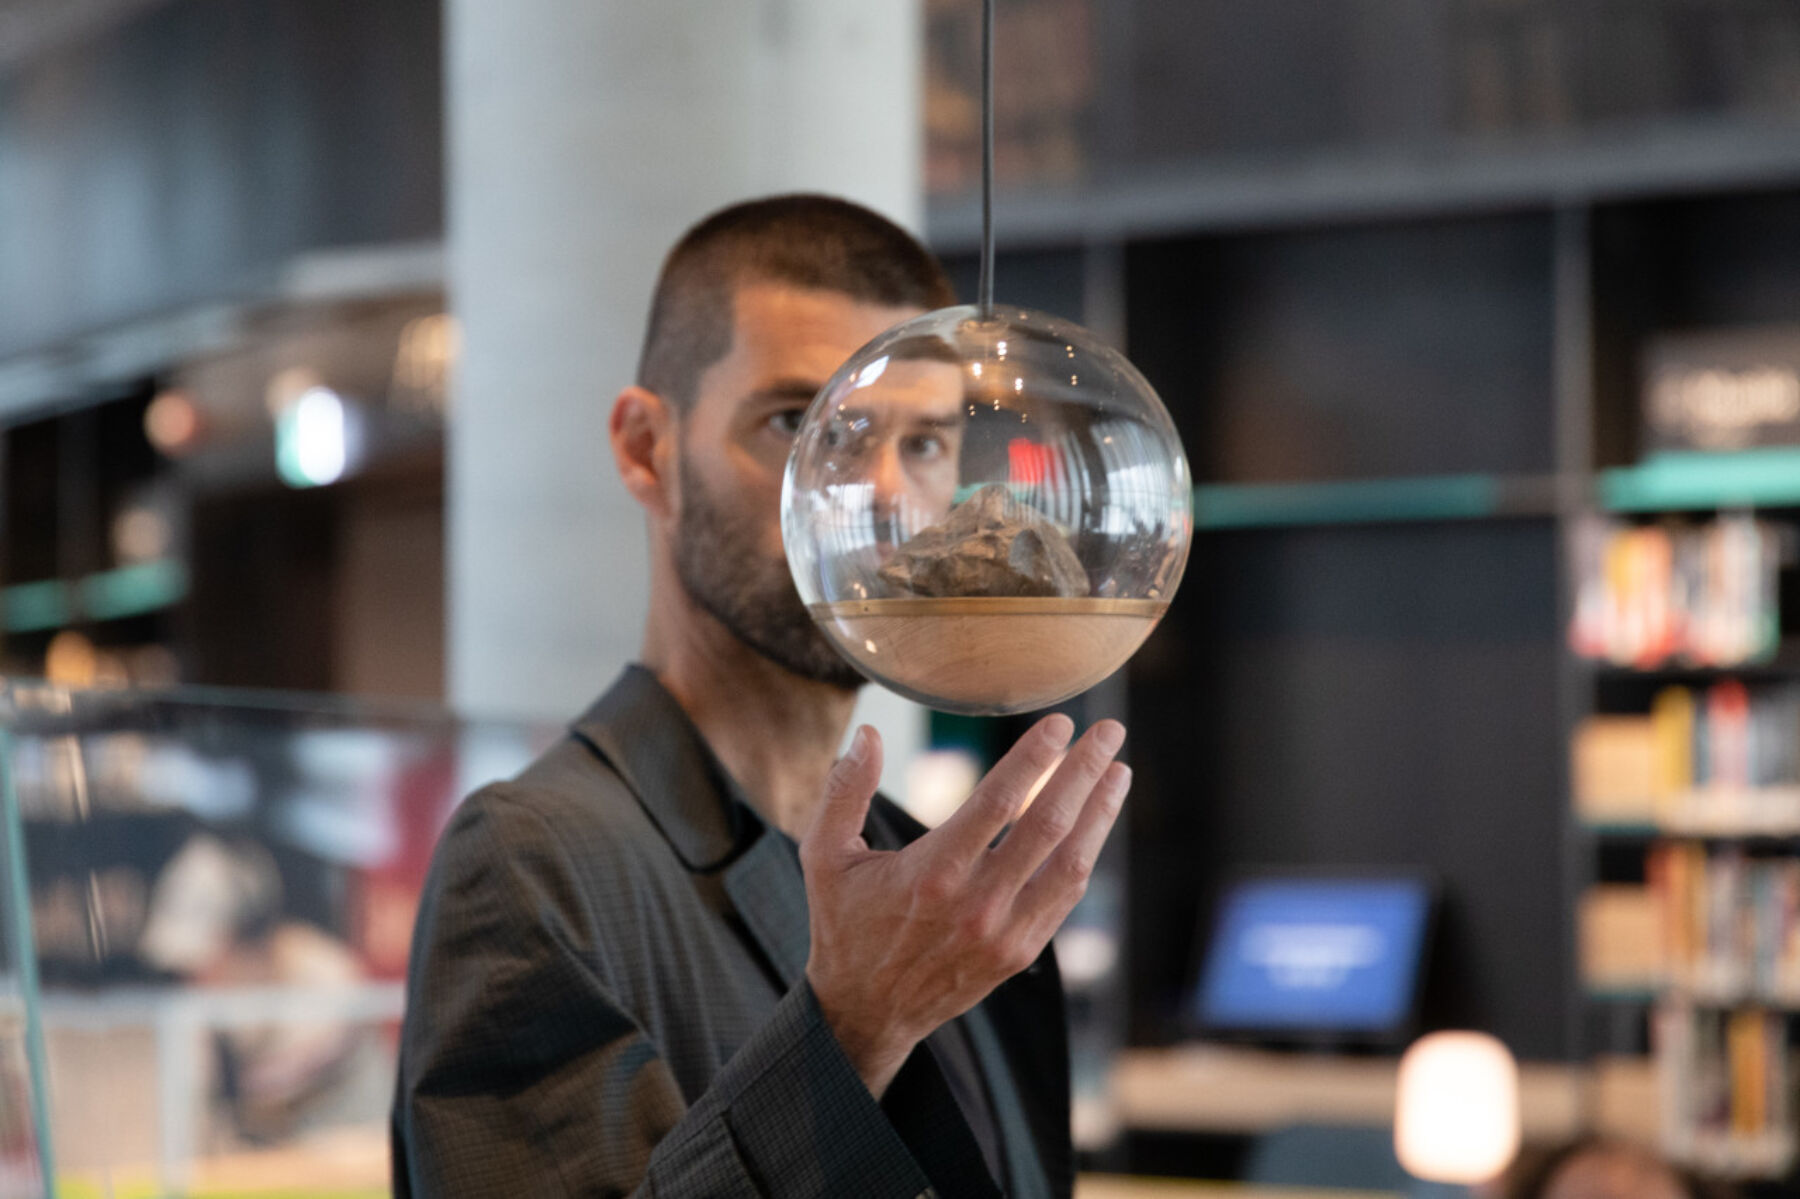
[1570,191,1800,1183]
[1573,671,1800,1178]
[938,173,1800,1187]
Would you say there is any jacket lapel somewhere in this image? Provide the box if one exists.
[570,665,747,871]
[961,999,1055,1199]
[980,952,1072,1199]
[718,826,1002,1199]
[873,800,1072,1199]
[570,665,811,988]
[721,828,811,988]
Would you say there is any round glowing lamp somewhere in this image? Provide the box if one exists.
[1394,1030,1521,1185]
[781,304,1190,715]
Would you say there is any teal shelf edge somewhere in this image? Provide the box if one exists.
[1,560,188,633]
[1599,447,1800,512]
[78,560,187,621]
[1,580,71,633]
[1587,984,1800,1011]
[1193,473,1503,529]
[1579,819,1663,839]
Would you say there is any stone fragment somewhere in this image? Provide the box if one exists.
[878,483,1088,599]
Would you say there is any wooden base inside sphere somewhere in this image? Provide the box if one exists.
[812,598,1168,715]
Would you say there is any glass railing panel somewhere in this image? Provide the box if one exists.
[0,682,554,1198]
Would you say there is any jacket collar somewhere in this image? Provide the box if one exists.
[570,665,927,988]
[569,664,755,873]
[570,664,813,984]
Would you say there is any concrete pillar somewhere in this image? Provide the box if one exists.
[447,3,928,791]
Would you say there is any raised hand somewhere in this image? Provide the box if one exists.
[800,714,1130,1097]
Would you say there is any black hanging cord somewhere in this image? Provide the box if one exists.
[978,0,996,316]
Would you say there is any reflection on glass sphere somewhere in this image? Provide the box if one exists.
[782,304,1192,716]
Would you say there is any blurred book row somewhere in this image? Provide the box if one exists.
[1653,1003,1797,1179]
[1586,846,1800,1005]
[1574,682,1800,832]
[1582,847,1800,1007]
[1568,514,1790,670]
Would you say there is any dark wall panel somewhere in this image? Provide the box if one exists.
[1127,214,1555,483]
[1126,519,1567,1057]
[942,246,1089,323]
[1593,190,1800,465]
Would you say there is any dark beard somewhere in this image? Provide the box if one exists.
[674,452,866,691]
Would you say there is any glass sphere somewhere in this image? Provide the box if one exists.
[781,304,1192,715]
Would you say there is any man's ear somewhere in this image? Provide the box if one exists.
[610,384,678,519]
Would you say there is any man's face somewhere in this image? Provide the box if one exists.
[671,283,962,688]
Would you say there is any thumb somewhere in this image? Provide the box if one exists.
[803,725,883,861]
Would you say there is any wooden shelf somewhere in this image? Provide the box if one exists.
[927,120,1800,249]
[1588,980,1800,1010]
[1108,1045,1657,1144]
[1590,643,1800,680]
[1576,787,1800,839]
[1578,820,1664,839]
[1076,1177,1397,1199]
[1669,1129,1800,1181]
[1583,822,1800,842]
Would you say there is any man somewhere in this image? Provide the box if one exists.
[1501,1138,1705,1199]
[392,195,1130,1198]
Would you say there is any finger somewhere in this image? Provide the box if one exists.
[801,725,883,867]
[983,720,1125,893]
[925,713,1074,863]
[1013,761,1130,933]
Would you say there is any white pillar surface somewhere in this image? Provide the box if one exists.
[447,2,928,791]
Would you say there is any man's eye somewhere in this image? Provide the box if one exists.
[767,409,806,438]
[902,434,945,461]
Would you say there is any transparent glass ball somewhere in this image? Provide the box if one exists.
[781,304,1192,715]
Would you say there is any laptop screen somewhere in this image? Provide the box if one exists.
[1192,874,1433,1040]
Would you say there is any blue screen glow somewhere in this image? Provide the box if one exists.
[1195,877,1430,1034]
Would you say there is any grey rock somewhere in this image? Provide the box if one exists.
[879,484,1089,599]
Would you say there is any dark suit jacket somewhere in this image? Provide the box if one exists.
[392,666,1072,1198]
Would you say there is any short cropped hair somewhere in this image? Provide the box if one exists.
[636,194,957,411]
[1501,1137,1715,1199]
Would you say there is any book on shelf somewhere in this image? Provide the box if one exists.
[1568,513,1789,669]
[1644,843,1800,1003]
[1579,854,1800,1004]
[1654,686,1696,815]
[1579,884,1663,991]
[1654,1001,1796,1178]
[1573,718,1661,822]
[1572,681,1800,830]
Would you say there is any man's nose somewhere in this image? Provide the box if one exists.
[867,441,910,528]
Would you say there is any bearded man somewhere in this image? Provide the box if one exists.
[392,195,1130,1199]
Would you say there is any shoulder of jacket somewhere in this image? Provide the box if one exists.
[445,735,660,857]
